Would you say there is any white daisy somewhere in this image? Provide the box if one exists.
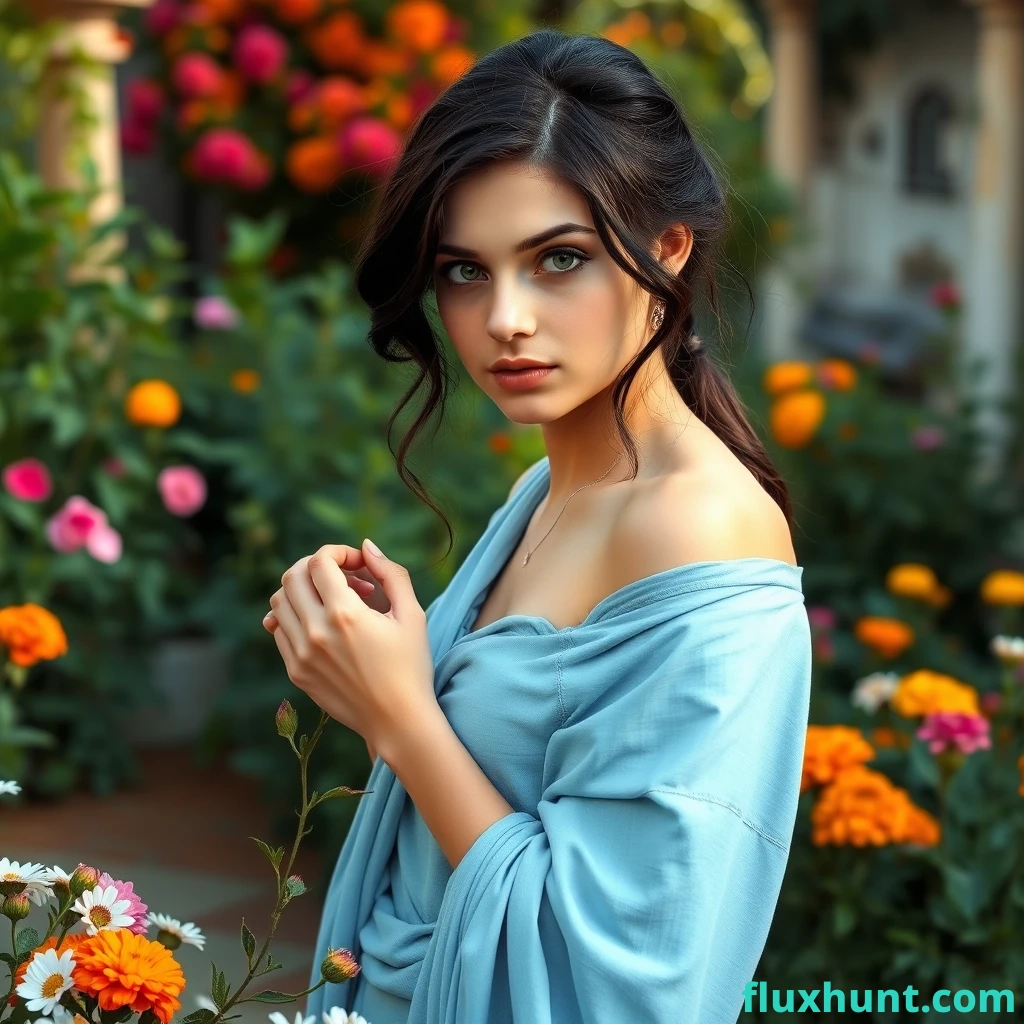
[851,671,900,713]
[72,884,134,934]
[0,859,52,905]
[51,1005,74,1024]
[323,1009,371,1024]
[269,1012,316,1024]
[0,781,20,795]
[992,635,1024,666]
[15,948,75,1015]
[147,912,206,950]
[195,995,218,1013]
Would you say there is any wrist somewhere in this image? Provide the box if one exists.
[376,699,447,773]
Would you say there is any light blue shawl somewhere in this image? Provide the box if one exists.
[307,457,812,1023]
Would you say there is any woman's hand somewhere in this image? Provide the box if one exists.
[262,539,436,758]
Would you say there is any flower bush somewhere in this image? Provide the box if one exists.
[0,701,370,1024]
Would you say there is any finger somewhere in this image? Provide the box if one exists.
[272,617,299,683]
[265,577,375,630]
[308,545,362,615]
[281,555,329,630]
[269,589,305,657]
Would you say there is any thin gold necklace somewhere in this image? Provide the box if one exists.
[522,453,624,566]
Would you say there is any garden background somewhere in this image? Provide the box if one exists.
[2,0,1024,1021]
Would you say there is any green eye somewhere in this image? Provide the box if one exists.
[447,263,482,284]
[543,251,582,272]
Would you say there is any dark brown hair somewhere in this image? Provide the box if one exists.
[352,28,791,559]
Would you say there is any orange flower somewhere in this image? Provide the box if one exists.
[816,358,858,391]
[285,136,341,192]
[763,360,814,396]
[230,369,261,393]
[980,569,1024,606]
[769,389,826,448]
[870,726,911,750]
[602,11,651,46]
[358,40,412,77]
[307,11,365,70]
[810,765,939,847]
[801,725,875,792]
[891,669,979,718]
[488,432,512,455]
[318,77,366,125]
[73,930,184,1024]
[194,0,244,22]
[125,380,182,427]
[886,563,940,602]
[274,0,321,25]
[385,93,414,131]
[9,934,89,1002]
[386,0,450,52]
[836,421,858,441]
[0,604,68,668]
[430,46,474,86]
[660,19,687,46]
[853,616,915,659]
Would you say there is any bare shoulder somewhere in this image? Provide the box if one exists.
[607,467,798,585]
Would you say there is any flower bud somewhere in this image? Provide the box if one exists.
[50,878,72,904]
[69,864,100,898]
[320,947,360,984]
[275,699,298,740]
[1,893,31,921]
[0,878,26,897]
[155,929,181,950]
[285,874,306,899]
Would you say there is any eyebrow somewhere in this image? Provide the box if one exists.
[435,222,598,259]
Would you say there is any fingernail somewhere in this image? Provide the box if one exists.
[364,537,383,557]
[263,611,273,623]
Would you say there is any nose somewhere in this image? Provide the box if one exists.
[486,274,537,342]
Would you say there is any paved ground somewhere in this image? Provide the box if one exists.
[2,748,345,1024]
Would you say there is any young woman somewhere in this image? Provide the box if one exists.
[264,28,813,1024]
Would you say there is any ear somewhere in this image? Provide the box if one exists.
[654,223,693,277]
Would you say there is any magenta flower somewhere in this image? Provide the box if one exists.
[911,425,946,451]
[3,458,53,502]
[338,117,401,175]
[97,873,149,935]
[158,465,207,517]
[145,0,179,34]
[194,295,239,330]
[916,711,991,755]
[807,605,837,631]
[285,69,315,104]
[233,24,288,84]
[172,52,222,99]
[929,280,961,310]
[102,457,126,478]
[121,118,156,156]
[981,691,1003,716]
[127,79,165,125]
[45,496,122,564]
[191,127,256,185]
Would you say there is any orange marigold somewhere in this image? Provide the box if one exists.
[0,603,68,667]
[9,934,89,1003]
[430,46,474,86]
[801,725,875,792]
[285,136,341,193]
[816,358,858,391]
[274,0,321,25]
[72,930,185,1024]
[762,360,814,396]
[853,616,915,659]
[125,380,181,428]
[384,93,414,131]
[886,563,940,602]
[810,765,939,847]
[357,40,412,77]
[386,0,450,52]
[307,12,365,71]
[980,569,1024,606]
[318,77,366,125]
[891,669,979,718]
[769,389,826,448]
[870,726,911,750]
[230,368,261,393]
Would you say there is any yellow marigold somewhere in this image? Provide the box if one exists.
[816,358,858,391]
[980,569,1024,606]
[0,604,68,667]
[762,360,814,396]
[125,380,181,428]
[386,0,450,52]
[72,930,184,1024]
[853,616,915,659]
[230,369,261,393]
[769,389,826,448]
[801,725,875,792]
[886,563,940,602]
[891,669,980,718]
[810,765,939,847]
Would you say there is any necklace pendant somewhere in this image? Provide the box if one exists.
[523,551,532,566]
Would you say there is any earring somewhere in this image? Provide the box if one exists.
[651,303,665,330]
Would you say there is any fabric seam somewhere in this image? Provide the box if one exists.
[644,787,791,852]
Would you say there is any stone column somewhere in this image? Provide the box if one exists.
[26,0,153,278]
[760,0,819,361]
[964,0,1024,476]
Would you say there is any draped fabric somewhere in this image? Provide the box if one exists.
[306,457,813,1023]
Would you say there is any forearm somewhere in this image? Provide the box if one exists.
[378,703,515,871]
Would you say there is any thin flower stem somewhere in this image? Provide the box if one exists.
[234,979,326,1006]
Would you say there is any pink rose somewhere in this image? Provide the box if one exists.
[87,524,123,564]
[3,458,53,502]
[172,52,223,99]
[157,465,207,517]
[338,117,401,176]
[194,295,239,330]
[46,496,122,563]
[233,24,287,84]
[191,127,256,184]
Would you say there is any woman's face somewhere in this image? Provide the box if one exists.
[431,160,655,424]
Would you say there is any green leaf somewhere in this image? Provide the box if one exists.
[177,1011,216,1024]
[249,837,285,870]
[832,902,856,938]
[316,785,363,802]
[211,964,229,1008]
[241,921,256,963]
[248,990,295,1004]
[15,927,40,956]
[944,864,987,920]
[0,952,16,967]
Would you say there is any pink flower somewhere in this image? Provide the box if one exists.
[441,15,467,44]
[121,118,156,156]
[929,280,961,310]
[285,69,315,104]
[46,496,123,563]
[408,78,438,117]
[194,295,239,330]
[158,465,207,517]
[103,457,126,478]
[97,873,149,935]
[813,633,835,663]
[338,117,401,176]
[3,458,53,502]
[980,691,1003,716]
[172,52,223,99]
[911,425,946,451]
[233,24,287,84]
[191,127,256,184]
[807,605,837,631]
[127,79,165,124]
[916,711,991,755]
[145,0,180,35]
